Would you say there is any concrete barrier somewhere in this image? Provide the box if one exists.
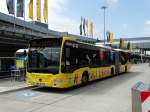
[132,82,150,112]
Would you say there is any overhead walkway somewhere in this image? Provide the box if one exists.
[0,12,97,46]
[114,37,150,53]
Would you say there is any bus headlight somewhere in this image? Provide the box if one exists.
[25,78,29,81]
[53,79,63,84]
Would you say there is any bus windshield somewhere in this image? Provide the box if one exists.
[27,38,62,74]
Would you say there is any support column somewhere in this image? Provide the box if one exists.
[0,59,1,71]
[140,49,143,54]
[145,50,147,55]
[142,49,144,54]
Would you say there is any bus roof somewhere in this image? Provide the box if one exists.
[29,37,113,50]
[30,36,97,44]
[95,43,112,49]
[113,48,131,53]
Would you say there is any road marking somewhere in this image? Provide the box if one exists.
[16,92,40,99]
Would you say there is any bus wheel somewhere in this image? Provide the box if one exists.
[111,68,114,76]
[81,72,89,85]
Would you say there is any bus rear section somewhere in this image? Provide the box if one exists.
[114,49,131,74]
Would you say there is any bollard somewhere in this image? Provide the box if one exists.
[141,91,150,112]
[132,82,150,112]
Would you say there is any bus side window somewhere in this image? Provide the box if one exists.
[110,51,114,64]
[99,49,105,62]
[66,48,70,58]
[62,47,72,73]
[99,49,105,66]
[65,48,71,67]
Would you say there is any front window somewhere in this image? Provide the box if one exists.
[27,38,62,74]
[16,53,26,60]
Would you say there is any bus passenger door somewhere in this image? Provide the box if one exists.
[115,52,120,75]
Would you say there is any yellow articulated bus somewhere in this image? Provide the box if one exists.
[26,37,131,88]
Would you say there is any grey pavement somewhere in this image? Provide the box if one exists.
[0,78,33,94]
[0,63,149,112]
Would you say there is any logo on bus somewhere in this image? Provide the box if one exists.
[101,69,110,76]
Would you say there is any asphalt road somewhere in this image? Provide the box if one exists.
[0,64,149,112]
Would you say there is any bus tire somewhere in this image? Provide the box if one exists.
[81,72,89,85]
[125,66,128,73]
[111,68,114,76]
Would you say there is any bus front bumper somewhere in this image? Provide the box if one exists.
[26,73,71,88]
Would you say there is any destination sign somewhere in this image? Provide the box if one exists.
[30,39,62,47]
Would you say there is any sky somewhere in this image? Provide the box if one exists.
[0,0,150,40]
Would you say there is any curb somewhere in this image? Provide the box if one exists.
[0,85,37,95]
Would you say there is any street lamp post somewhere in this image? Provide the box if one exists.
[101,6,108,44]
